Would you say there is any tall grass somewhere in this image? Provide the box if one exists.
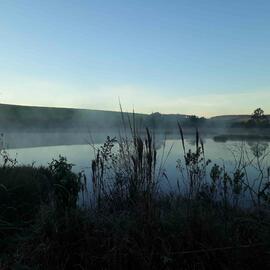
[1,120,270,269]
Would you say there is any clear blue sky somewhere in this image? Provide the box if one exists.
[0,0,269,116]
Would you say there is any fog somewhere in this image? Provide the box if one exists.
[0,103,269,150]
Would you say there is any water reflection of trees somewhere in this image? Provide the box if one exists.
[153,136,206,150]
[185,137,206,147]
[247,141,269,158]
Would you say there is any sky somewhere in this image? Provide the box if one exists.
[0,0,270,116]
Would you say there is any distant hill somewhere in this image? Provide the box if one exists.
[210,114,270,123]
[0,103,268,132]
[210,115,251,122]
[0,103,138,131]
[0,103,188,132]
[209,114,270,126]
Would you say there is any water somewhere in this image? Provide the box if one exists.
[2,131,269,188]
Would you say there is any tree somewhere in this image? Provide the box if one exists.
[185,115,206,127]
[248,108,269,127]
[251,108,267,122]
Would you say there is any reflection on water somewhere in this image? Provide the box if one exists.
[0,131,206,150]
[2,132,269,209]
[3,132,270,195]
[1,132,105,149]
[247,141,269,158]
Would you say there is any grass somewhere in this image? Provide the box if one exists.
[1,121,270,269]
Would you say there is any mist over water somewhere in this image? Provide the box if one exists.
[4,130,270,197]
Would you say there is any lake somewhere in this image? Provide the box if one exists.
[2,131,270,196]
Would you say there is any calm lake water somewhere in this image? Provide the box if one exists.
[3,132,270,194]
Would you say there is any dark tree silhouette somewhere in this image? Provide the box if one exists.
[247,108,269,127]
[185,115,206,127]
[251,108,267,122]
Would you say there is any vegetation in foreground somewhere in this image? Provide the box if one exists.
[1,125,270,269]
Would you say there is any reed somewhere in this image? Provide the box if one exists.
[1,124,270,269]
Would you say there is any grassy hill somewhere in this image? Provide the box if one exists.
[0,103,188,132]
[0,103,268,132]
[210,114,270,123]
[0,103,136,131]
